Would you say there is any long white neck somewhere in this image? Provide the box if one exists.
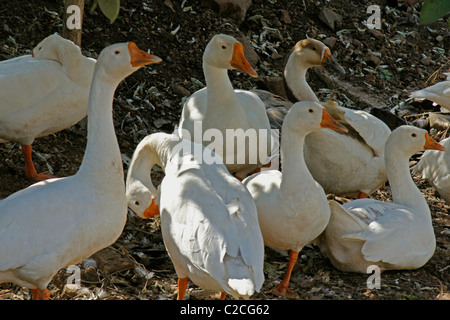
[203,62,247,121]
[283,54,320,103]
[77,66,124,187]
[126,134,172,194]
[385,145,430,215]
[279,125,317,194]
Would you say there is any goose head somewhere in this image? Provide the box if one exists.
[203,34,257,77]
[32,34,80,61]
[126,179,160,219]
[284,101,348,134]
[387,126,446,157]
[95,42,162,81]
[288,39,345,74]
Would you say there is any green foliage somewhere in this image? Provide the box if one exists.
[377,69,392,81]
[420,0,450,27]
[90,0,120,24]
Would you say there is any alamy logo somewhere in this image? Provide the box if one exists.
[176,122,280,169]
[66,5,82,30]
[366,5,381,30]
[366,265,381,289]
[66,265,81,288]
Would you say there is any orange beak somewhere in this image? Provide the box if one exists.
[143,198,160,218]
[128,42,162,67]
[320,109,348,133]
[424,132,446,151]
[230,42,258,78]
[321,47,345,74]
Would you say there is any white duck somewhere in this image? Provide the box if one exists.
[243,101,348,297]
[0,34,96,181]
[409,73,450,112]
[178,34,273,179]
[126,132,265,300]
[0,42,161,299]
[413,137,450,204]
[317,126,445,273]
[253,39,391,198]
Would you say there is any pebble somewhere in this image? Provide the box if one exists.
[352,39,361,48]
[368,28,384,40]
[279,9,291,24]
[319,7,342,30]
[3,24,11,34]
[421,57,432,66]
[365,53,381,67]
[172,83,191,97]
[323,37,337,49]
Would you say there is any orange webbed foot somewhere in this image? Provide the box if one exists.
[358,191,369,199]
[21,145,56,181]
[31,288,50,300]
[267,250,300,299]
[29,172,56,182]
[267,284,299,299]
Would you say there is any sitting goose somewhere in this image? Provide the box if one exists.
[253,39,391,198]
[0,34,96,181]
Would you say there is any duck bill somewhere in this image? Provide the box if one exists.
[143,198,160,218]
[320,109,348,133]
[321,48,345,75]
[128,42,162,67]
[424,132,446,151]
[230,42,258,78]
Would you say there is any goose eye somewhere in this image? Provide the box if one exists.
[134,200,140,206]
[411,133,417,138]
[222,45,226,49]
[308,109,314,113]
[38,47,42,51]
[114,50,120,55]
[312,47,317,51]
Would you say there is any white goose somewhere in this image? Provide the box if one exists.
[243,101,348,297]
[0,34,96,181]
[126,132,265,300]
[254,39,391,198]
[0,42,161,299]
[178,34,273,179]
[409,73,450,112]
[317,126,445,273]
[413,137,450,204]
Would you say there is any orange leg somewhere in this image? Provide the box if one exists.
[219,292,227,300]
[358,191,369,199]
[177,277,189,300]
[31,288,50,300]
[21,145,54,181]
[268,250,299,298]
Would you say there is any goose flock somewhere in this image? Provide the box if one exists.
[0,31,448,300]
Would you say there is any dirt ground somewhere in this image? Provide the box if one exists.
[0,0,448,301]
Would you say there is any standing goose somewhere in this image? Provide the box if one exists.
[126,133,265,300]
[413,137,450,204]
[243,101,348,297]
[0,34,96,181]
[317,126,445,273]
[0,42,161,299]
[254,39,391,198]
[178,34,273,179]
